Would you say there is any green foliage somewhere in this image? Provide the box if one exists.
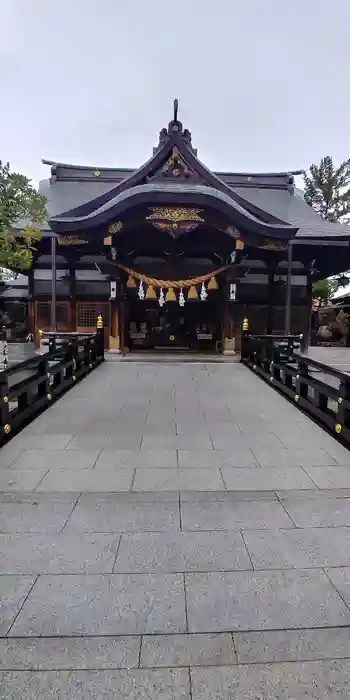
[312,277,339,304]
[0,160,47,269]
[304,156,350,222]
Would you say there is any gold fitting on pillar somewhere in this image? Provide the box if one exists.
[97,314,103,329]
[242,317,249,332]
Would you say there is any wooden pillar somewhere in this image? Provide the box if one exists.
[108,277,121,352]
[68,267,76,332]
[50,236,57,332]
[28,268,36,344]
[306,272,313,350]
[109,302,121,352]
[284,241,293,335]
[222,277,235,355]
[266,268,274,334]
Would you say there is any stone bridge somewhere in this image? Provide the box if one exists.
[1,361,350,698]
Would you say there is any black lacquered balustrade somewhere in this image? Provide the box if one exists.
[241,333,350,445]
[0,329,104,443]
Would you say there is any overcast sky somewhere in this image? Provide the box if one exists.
[1,0,349,185]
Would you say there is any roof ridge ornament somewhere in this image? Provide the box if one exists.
[173,98,179,122]
[154,99,197,155]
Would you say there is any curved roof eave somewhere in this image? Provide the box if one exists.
[49,132,299,225]
[49,183,298,238]
[42,158,303,179]
[42,159,134,174]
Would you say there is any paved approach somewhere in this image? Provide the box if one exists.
[1,362,350,697]
[306,345,350,374]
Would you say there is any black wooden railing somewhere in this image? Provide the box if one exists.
[241,333,350,444]
[0,330,104,442]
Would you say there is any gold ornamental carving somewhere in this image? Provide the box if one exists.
[161,147,192,178]
[108,220,123,234]
[146,207,204,236]
[146,207,204,224]
[259,239,288,251]
[57,236,88,245]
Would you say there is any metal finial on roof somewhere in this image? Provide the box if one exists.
[173,98,179,122]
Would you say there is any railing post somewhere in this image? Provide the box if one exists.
[240,317,249,360]
[336,377,350,435]
[96,314,104,359]
[37,355,51,402]
[1,339,8,371]
[71,337,79,378]
[84,337,92,369]
[48,335,56,354]
[299,333,307,354]
[296,357,309,400]
[0,370,10,440]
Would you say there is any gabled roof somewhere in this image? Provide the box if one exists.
[47,109,298,239]
[39,101,350,242]
[50,182,298,238]
[232,186,350,239]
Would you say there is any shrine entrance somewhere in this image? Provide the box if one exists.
[125,297,222,353]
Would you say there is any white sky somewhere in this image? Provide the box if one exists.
[1,0,350,184]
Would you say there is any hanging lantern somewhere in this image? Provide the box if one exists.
[179,288,185,307]
[126,275,136,288]
[200,282,208,301]
[229,283,237,301]
[159,287,165,307]
[165,287,176,302]
[208,276,218,290]
[146,285,157,299]
[138,281,145,300]
[187,285,199,300]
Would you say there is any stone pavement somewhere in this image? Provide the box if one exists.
[304,345,350,373]
[1,362,350,697]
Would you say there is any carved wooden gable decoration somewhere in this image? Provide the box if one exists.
[148,145,200,184]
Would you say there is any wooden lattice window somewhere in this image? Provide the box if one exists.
[77,303,100,328]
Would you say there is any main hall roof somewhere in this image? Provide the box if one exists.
[35,102,350,240]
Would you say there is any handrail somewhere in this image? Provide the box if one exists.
[40,331,96,338]
[0,328,104,442]
[241,332,350,445]
[293,353,350,382]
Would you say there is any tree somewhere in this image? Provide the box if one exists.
[312,277,340,305]
[0,160,47,270]
[304,156,350,222]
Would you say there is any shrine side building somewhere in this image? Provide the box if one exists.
[11,103,350,353]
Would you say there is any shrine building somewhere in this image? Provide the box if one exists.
[10,100,350,353]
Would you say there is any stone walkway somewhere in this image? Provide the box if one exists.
[1,362,350,697]
[305,345,350,373]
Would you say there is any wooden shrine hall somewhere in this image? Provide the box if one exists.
[15,100,350,353]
